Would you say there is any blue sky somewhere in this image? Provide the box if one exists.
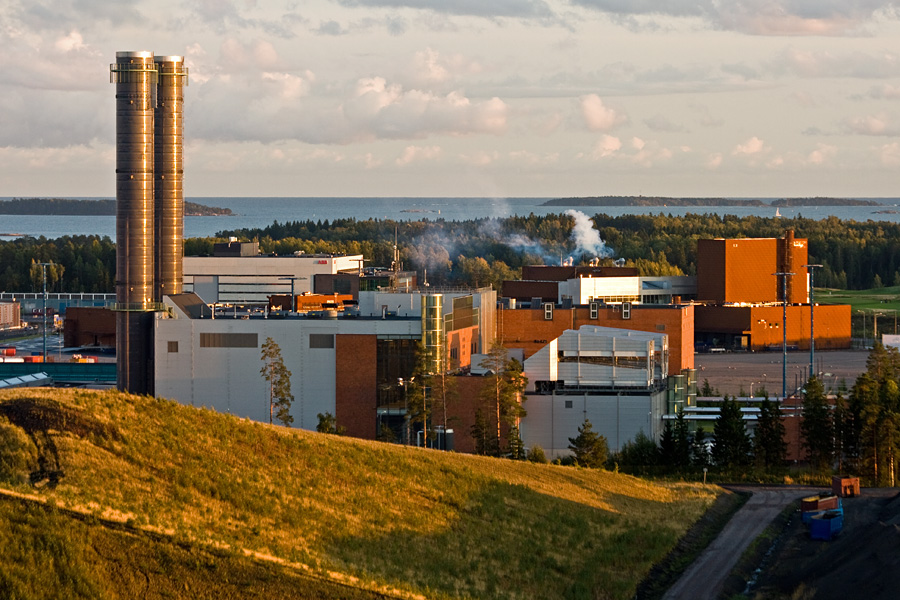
[1,0,899,197]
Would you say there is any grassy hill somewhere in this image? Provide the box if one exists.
[0,389,720,599]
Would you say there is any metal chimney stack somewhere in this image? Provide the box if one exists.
[110,51,187,395]
[154,55,188,301]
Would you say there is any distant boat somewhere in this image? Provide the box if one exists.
[775,208,781,217]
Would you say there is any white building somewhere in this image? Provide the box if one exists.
[520,325,669,458]
[154,287,495,438]
[183,250,363,304]
[558,275,696,306]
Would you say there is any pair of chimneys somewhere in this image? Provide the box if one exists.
[110,52,188,394]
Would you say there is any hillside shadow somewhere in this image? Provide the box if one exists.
[0,396,120,488]
[325,479,684,600]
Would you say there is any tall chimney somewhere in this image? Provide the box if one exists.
[154,55,188,301]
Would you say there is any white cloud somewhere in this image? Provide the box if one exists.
[589,135,622,158]
[336,0,556,19]
[843,114,899,136]
[806,144,838,165]
[580,94,627,132]
[733,136,767,155]
[706,153,723,169]
[396,145,442,165]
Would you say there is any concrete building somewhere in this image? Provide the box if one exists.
[154,287,495,439]
[519,326,670,458]
[0,301,21,330]
[183,248,364,305]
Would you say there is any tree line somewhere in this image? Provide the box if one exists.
[4,213,900,292]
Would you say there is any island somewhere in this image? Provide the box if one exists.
[0,198,233,216]
[543,196,883,207]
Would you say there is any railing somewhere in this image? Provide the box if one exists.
[109,302,167,312]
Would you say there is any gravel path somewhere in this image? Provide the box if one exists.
[662,486,819,600]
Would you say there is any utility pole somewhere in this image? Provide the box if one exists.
[804,264,822,381]
[774,271,795,399]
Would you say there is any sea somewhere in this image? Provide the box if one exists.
[2,196,900,241]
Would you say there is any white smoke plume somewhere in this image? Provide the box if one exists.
[565,209,611,260]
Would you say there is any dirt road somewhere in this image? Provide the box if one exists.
[662,486,819,600]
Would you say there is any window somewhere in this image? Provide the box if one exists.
[622,302,631,320]
[656,324,666,331]
[564,400,573,409]
[200,333,258,348]
[543,302,554,320]
[167,341,178,353]
[589,301,599,320]
[309,334,334,349]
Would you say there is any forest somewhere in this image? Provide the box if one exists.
[0,198,232,216]
[3,212,900,293]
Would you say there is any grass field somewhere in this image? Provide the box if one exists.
[0,388,720,599]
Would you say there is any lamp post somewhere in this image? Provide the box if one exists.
[804,264,822,380]
[398,377,410,445]
[774,271,795,399]
[858,310,866,348]
[37,262,54,363]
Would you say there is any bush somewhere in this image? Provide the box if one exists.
[0,417,36,485]
[526,445,548,464]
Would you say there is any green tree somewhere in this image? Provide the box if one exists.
[618,430,659,468]
[526,445,549,464]
[753,396,787,468]
[506,425,526,460]
[316,412,345,435]
[568,419,609,468]
[260,337,294,427]
[658,420,676,467]
[692,426,710,467]
[800,377,833,470]
[712,395,751,468]
[478,342,527,452]
[673,409,692,468]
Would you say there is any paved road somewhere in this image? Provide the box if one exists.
[662,486,820,600]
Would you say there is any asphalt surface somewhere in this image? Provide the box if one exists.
[661,486,821,600]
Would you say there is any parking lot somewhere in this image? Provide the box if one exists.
[694,348,869,397]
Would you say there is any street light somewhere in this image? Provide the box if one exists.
[36,262,54,363]
[774,271,795,399]
[857,310,866,348]
[804,263,822,380]
[398,377,410,445]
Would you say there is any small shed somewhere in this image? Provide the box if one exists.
[832,476,861,498]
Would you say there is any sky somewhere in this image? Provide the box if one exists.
[1,1,899,198]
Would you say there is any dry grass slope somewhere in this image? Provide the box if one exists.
[0,388,720,600]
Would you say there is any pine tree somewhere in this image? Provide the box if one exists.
[673,409,692,468]
[260,337,294,427]
[658,420,676,466]
[316,412,345,435]
[800,377,833,470]
[478,342,527,452]
[568,419,609,468]
[506,425,526,460]
[692,426,710,467]
[712,395,751,468]
[753,396,787,468]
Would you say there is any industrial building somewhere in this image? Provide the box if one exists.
[183,241,366,304]
[154,287,496,440]
[519,326,676,458]
[694,231,851,351]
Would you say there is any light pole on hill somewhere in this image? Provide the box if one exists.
[774,271,795,400]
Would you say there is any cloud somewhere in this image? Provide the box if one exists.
[315,20,348,35]
[766,47,900,79]
[805,144,838,165]
[732,136,767,155]
[588,135,622,158]
[644,114,687,132]
[706,153,723,169]
[843,113,900,136]
[880,142,900,166]
[336,0,555,19]
[396,145,441,165]
[868,84,900,100]
[570,1,898,35]
[580,94,627,131]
